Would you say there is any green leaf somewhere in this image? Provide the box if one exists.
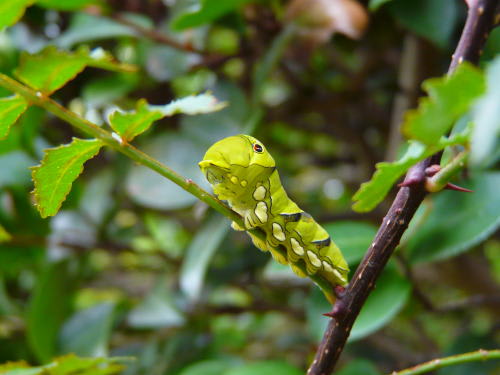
[324,221,378,265]
[59,303,115,357]
[171,0,252,31]
[0,95,28,139]
[27,261,74,362]
[369,0,394,11]
[0,0,34,29]
[14,46,136,94]
[403,63,485,145]
[0,224,11,243]
[180,212,229,301]
[32,138,104,218]
[224,361,302,375]
[407,172,500,263]
[352,131,469,212]
[108,100,163,142]
[150,92,227,116]
[178,360,235,375]
[336,360,381,375]
[470,56,500,167]
[307,262,411,341]
[388,0,460,48]
[36,0,99,10]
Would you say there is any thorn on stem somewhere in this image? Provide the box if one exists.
[444,182,473,192]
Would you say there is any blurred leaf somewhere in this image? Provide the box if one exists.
[127,278,185,329]
[178,359,234,375]
[79,170,115,226]
[0,151,35,188]
[180,212,229,301]
[407,172,500,263]
[388,0,460,48]
[32,138,103,218]
[56,13,151,48]
[403,63,485,145]
[171,0,252,30]
[0,0,34,29]
[336,360,381,375]
[0,354,128,375]
[108,100,163,142]
[470,56,500,167]
[224,361,302,375]
[59,303,115,357]
[126,133,209,209]
[150,92,227,116]
[0,95,28,139]
[352,131,469,212]
[27,261,74,362]
[36,0,99,10]
[14,46,136,94]
[369,0,394,11]
[82,73,138,108]
[0,224,11,243]
[324,221,377,265]
[307,262,411,341]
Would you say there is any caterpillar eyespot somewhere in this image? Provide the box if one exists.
[199,134,348,302]
[253,143,263,153]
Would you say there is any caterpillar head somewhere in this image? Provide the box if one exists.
[199,135,275,189]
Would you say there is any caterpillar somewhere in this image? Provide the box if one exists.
[199,134,348,302]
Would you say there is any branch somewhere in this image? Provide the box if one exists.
[307,1,500,374]
[390,349,500,375]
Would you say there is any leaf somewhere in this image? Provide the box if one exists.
[171,0,252,30]
[403,63,485,145]
[0,0,34,29]
[150,92,227,116]
[388,0,460,48]
[224,361,302,375]
[470,56,500,167]
[108,100,163,142]
[307,262,411,341]
[352,131,469,212]
[407,172,500,263]
[14,46,136,94]
[0,151,34,188]
[324,221,378,265]
[59,303,115,357]
[0,95,28,139]
[369,0,394,11]
[178,360,235,375]
[336,360,381,375]
[27,261,74,362]
[180,213,229,301]
[32,138,104,218]
[36,0,99,10]
[0,224,11,243]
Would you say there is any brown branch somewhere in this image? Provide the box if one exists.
[307,1,500,374]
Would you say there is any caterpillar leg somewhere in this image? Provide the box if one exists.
[231,221,245,231]
[247,231,268,252]
[268,245,288,265]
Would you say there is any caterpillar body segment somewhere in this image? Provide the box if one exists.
[199,134,349,301]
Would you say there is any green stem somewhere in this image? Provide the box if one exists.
[0,73,333,299]
[390,349,500,375]
[426,151,468,192]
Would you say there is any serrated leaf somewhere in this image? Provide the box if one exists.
[108,99,163,142]
[470,56,500,167]
[14,46,136,94]
[0,0,34,29]
[149,92,227,116]
[32,138,104,218]
[407,172,500,263]
[352,131,469,212]
[171,0,252,30]
[403,63,485,145]
[0,95,28,139]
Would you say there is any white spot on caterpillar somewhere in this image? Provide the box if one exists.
[253,185,266,201]
[323,261,334,274]
[333,269,344,280]
[272,223,286,241]
[290,237,305,256]
[230,176,238,184]
[255,201,268,223]
[307,250,322,267]
[240,180,247,187]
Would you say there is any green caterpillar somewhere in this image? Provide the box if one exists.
[199,135,348,302]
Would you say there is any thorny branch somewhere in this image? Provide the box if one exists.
[307,1,500,374]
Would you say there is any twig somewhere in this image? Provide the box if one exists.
[307,1,500,374]
[390,349,500,375]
